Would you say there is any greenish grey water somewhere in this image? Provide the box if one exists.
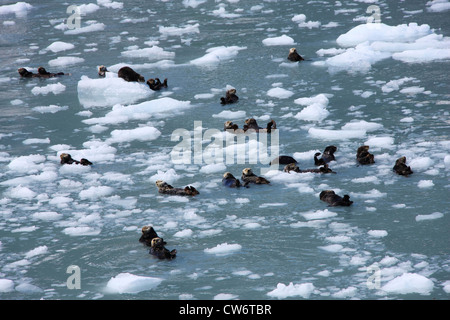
[0,0,448,300]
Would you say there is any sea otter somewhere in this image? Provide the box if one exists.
[18,67,66,78]
[284,163,335,174]
[243,118,276,133]
[118,66,145,82]
[147,78,168,91]
[241,168,270,186]
[356,145,375,165]
[224,121,239,131]
[150,237,177,260]
[393,156,413,176]
[314,146,337,166]
[222,172,241,188]
[287,48,304,62]
[319,190,353,207]
[98,65,108,77]
[139,225,162,247]
[60,153,92,166]
[155,180,199,196]
[220,88,239,105]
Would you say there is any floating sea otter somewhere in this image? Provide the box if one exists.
[220,88,239,105]
[147,78,168,91]
[18,67,67,78]
[222,172,241,188]
[155,180,199,196]
[118,66,145,82]
[284,163,335,174]
[319,190,353,207]
[314,146,337,166]
[150,237,177,260]
[224,121,239,131]
[393,156,413,176]
[243,118,277,133]
[60,153,92,166]
[241,168,270,186]
[287,48,304,62]
[356,145,375,165]
[139,225,161,247]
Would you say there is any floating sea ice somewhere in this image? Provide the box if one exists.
[121,45,175,60]
[267,87,294,99]
[159,23,200,36]
[97,0,123,9]
[45,41,75,53]
[415,212,443,221]
[364,136,395,149]
[106,273,163,294]
[342,120,383,132]
[381,77,415,93]
[77,76,152,108]
[417,180,434,188]
[262,35,295,46]
[294,93,330,122]
[426,0,450,12]
[31,83,66,96]
[0,2,32,17]
[48,56,84,67]
[204,242,242,255]
[106,126,161,144]
[64,22,105,35]
[0,279,14,293]
[190,46,247,66]
[368,230,388,238]
[308,127,366,140]
[214,293,239,300]
[381,273,434,295]
[267,282,315,299]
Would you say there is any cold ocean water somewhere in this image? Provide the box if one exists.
[0,0,449,300]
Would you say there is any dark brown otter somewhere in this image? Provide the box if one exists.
[139,226,162,247]
[288,48,304,62]
[393,156,413,176]
[356,145,375,165]
[320,190,353,207]
[146,78,168,91]
[18,67,66,78]
[220,88,239,105]
[270,156,298,166]
[155,180,199,196]
[243,118,276,133]
[314,146,337,166]
[150,237,177,260]
[241,168,270,187]
[284,163,336,174]
[118,66,145,82]
[98,65,108,77]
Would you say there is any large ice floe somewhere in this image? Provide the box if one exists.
[314,22,450,73]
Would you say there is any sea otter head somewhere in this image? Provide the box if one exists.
[245,118,258,127]
[37,67,49,75]
[18,68,29,77]
[98,65,108,76]
[242,168,253,176]
[138,75,145,82]
[227,88,236,95]
[223,172,235,179]
[396,156,407,165]
[155,180,166,188]
[289,48,297,54]
[151,237,164,248]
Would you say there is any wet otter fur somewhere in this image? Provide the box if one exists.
[118,66,145,82]
[314,146,337,166]
[320,190,353,207]
[155,180,199,196]
[220,88,239,105]
[270,156,298,166]
[243,118,276,133]
[60,153,92,166]
[356,145,375,165]
[287,48,304,62]
[98,65,108,77]
[241,168,270,186]
[393,156,413,176]
[139,225,162,247]
[18,67,67,78]
[147,78,168,91]
[222,172,241,188]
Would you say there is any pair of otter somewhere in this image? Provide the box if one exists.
[284,163,336,174]
[224,118,277,133]
[18,67,67,78]
[139,226,176,260]
[60,153,92,166]
[222,168,270,188]
[357,146,413,176]
[155,180,199,196]
[270,146,337,167]
[98,65,168,91]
